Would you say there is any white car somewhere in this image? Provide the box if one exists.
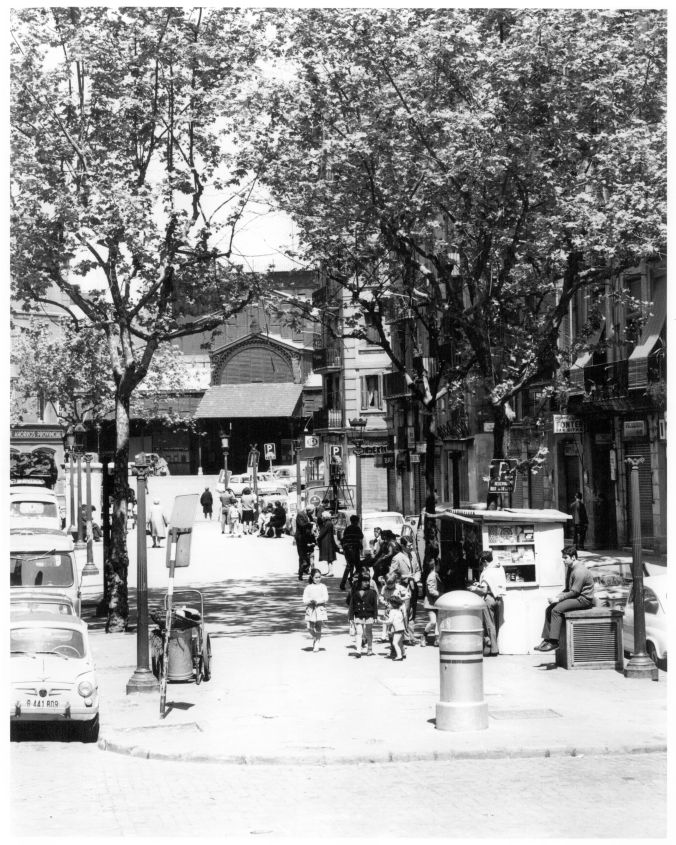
[361,511,407,556]
[10,532,81,616]
[622,574,667,670]
[10,612,100,742]
[10,489,63,534]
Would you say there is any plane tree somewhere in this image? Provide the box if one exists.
[10,6,270,630]
[242,6,666,543]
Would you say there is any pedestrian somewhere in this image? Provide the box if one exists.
[348,571,379,657]
[469,550,507,656]
[295,507,315,580]
[421,559,442,646]
[372,529,398,580]
[378,572,408,642]
[200,487,213,520]
[219,490,230,534]
[534,546,595,652]
[303,568,329,652]
[271,500,287,538]
[369,526,383,558]
[240,487,257,534]
[148,498,167,548]
[570,491,589,550]
[227,500,242,537]
[339,514,364,590]
[386,593,407,660]
[317,511,337,576]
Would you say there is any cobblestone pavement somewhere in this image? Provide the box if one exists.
[9,743,666,838]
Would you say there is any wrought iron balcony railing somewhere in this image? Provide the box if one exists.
[313,408,345,430]
[383,370,410,399]
[312,342,342,372]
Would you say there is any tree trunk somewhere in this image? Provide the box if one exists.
[105,391,131,632]
[487,403,512,508]
[422,415,439,570]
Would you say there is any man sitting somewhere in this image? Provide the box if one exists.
[534,546,595,652]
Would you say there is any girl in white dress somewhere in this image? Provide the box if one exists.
[302,569,329,652]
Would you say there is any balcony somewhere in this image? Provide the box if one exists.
[383,370,410,399]
[312,342,342,372]
[313,408,345,431]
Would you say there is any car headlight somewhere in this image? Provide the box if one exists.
[78,680,95,698]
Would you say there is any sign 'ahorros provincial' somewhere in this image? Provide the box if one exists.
[552,414,583,435]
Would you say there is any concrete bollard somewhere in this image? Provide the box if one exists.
[435,591,488,732]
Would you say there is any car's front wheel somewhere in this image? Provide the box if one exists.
[80,714,100,744]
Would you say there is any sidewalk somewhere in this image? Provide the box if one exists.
[92,628,667,765]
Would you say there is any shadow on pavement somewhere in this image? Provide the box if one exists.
[83,574,353,638]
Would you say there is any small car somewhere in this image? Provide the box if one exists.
[10,590,76,616]
[622,574,667,670]
[361,511,407,557]
[10,612,100,742]
[10,532,81,616]
[10,489,63,534]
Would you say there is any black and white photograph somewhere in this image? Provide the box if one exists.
[8,3,668,839]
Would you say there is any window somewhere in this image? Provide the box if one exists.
[361,375,382,410]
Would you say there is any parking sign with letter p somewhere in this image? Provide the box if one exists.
[264,443,276,460]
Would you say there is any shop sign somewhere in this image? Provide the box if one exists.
[375,451,395,468]
[487,459,517,493]
[415,441,427,454]
[359,444,388,456]
[623,420,646,440]
[10,428,62,440]
[410,454,420,464]
[563,442,578,457]
[553,414,583,435]
[483,422,495,433]
[594,433,612,445]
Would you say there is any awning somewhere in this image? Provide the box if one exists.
[430,507,571,524]
[195,382,303,419]
[628,274,666,390]
[568,321,605,393]
[431,509,477,524]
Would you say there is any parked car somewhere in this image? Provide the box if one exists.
[269,465,305,489]
[361,511,407,557]
[10,612,99,741]
[10,532,81,616]
[124,453,170,477]
[622,574,667,670]
[10,488,63,534]
[10,590,76,616]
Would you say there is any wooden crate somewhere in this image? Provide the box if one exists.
[556,608,624,671]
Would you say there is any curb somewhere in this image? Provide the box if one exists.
[97,735,668,766]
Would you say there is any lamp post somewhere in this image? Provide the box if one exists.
[73,423,86,551]
[127,453,159,693]
[293,438,302,512]
[63,429,77,536]
[624,456,659,680]
[349,417,367,522]
[220,429,230,489]
[81,453,99,576]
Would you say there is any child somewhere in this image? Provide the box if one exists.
[386,593,407,660]
[227,501,242,537]
[303,568,329,652]
[379,573,408,642]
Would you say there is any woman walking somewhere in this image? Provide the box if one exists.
[148,498,167,548]
[317,511,337,576]
[303,568,329,652]
[348,571,379,657]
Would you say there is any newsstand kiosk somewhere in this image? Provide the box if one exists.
[433,507,572,654]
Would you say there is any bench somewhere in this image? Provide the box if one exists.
[556,607,624,671]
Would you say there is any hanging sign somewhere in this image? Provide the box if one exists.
[305,435,319,449]
[553,414,583,434]
[623,420,646,440]
[487,459,517,493]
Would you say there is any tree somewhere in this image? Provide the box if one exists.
[10,7,270,630]
[242,7,666,538]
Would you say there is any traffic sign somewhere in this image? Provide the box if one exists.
[487,459,517,494]
[305,435,319,449]
[309,494,321,507]
[264,443,276,460]
[247,448,260,468]
[329,445,343,461]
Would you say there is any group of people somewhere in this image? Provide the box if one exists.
[199,486,288,537]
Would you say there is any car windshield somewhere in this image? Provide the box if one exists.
[10,501,58,520]
[11,626,85,658]
[11,598,74,614]
[10,553,74,587]
[363,515,404,533]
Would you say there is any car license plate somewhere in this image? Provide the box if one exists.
[25,696,62,709]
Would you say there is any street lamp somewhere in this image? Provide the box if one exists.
[73,423,86,550]
[127,452,159,694]
[624,456,659,680]
[220,428,230,488]
[81,453,99,576]
[293,438,302,512]
[63,429,77,536]
[349,417,367,522]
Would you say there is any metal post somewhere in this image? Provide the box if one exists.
[624,457,658,680]
[160,527,179,717]
[74,453,85,550]
[127,463,159,693]
[295,440,302,512]
[81,454,99,575]
[67,452,77,536]
[355,446,363,522]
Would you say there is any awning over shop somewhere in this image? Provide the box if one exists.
[628,275,666,390]
[568,321,605,393]
[431,507,571,524]
[195,382,304,419]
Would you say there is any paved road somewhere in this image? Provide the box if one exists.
[9,743,666,838]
